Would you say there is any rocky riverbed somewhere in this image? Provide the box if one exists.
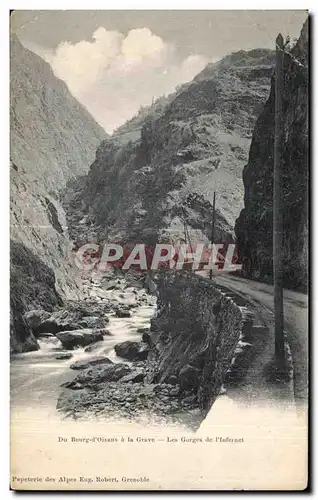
[11,270,202,430]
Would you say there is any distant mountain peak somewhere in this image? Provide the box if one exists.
[194,48,275,82]
[70,45,276,247]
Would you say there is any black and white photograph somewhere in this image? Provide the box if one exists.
[9,8,309,491]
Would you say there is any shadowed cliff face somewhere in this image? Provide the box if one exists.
[70,49,275,247]
[235,20,308,290]
[10,240,64,353]
[10,36,106,352]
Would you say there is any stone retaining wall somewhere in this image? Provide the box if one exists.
[148,272,244,414]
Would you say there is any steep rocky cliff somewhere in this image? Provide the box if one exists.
[70,49,275,246]
[10,36,106,352]
[147,272,244,414]
[235,20,308,290]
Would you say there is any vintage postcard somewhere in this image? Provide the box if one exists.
[10,9,309,491]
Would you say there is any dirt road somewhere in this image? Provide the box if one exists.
[213,273,308,403]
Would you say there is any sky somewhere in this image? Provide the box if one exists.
[11,10,307,133]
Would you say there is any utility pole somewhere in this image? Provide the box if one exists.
[182,208,193,250]
[181,215,194,272]
[209,190,216,280]
[273,33,285,365]
[183,220,187,245]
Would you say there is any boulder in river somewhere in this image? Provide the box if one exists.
[84,341,109,353]
[71,363,132,387]
[70,357,113,370]
[44,308,86,333]
[23,309,51,337]
[56,353,73,360]
[55,328,106,349]
[70,299,112,317]
[114,341,149,361]
[77,316,109,329]
[28,305,110,335]
[115,307,131,318]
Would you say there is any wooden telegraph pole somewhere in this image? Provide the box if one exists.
[209,190,216,280]
[273,33,285,365]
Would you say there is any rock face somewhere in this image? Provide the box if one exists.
[235,20,308,290]
[10,35,106,352]
[10,35,105,193]
[119,370,145,384]
[68,49,275,246]
[147,272,243,414]
[10,240,64,352]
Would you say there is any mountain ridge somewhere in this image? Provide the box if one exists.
[67,47,275,248]
[10,34,106,194]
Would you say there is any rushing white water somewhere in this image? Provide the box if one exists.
[10,283,303,456]
[10,298,156,421]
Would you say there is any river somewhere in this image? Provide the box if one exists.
[11,298,156,423]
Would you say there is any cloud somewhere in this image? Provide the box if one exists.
[37,27,208,133]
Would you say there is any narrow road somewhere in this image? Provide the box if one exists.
[213,273,308,404]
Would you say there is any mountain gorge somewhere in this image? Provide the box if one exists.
[68,48,275,247]
[10,35,106,352]
[9,16,309,466]
[10,15,308,359]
